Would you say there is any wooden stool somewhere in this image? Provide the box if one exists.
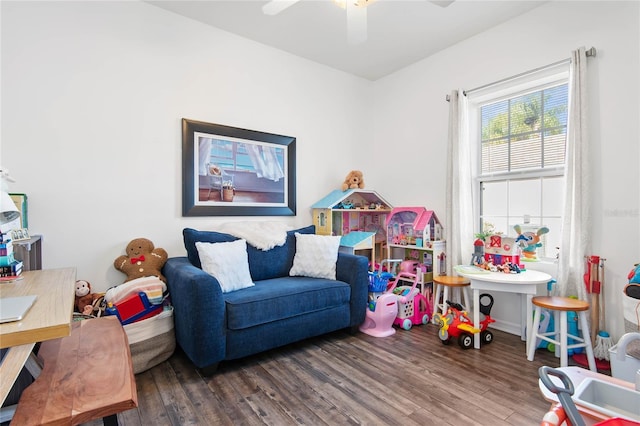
[432,275,471,320]
[527,296,597,371]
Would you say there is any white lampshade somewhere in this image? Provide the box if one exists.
[0,191,20,225]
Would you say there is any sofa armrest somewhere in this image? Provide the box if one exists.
[163,257,226,369]
[336,253,369,327]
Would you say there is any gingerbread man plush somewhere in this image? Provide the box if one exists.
[114,238,168,283]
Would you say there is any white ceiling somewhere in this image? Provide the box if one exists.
[147,0,547,81]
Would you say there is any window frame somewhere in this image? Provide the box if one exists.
[467,67,569,261]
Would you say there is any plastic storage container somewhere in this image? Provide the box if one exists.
[609,333,640,383]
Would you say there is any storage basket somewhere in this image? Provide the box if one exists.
[395,285,416,319]
[368,272,392,293]
[124,306,175,374]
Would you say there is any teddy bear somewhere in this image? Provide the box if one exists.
[341,170,365,191]
[75,280,102,315]
[114,237,168,283]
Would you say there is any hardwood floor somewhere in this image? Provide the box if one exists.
[86,326,572,426]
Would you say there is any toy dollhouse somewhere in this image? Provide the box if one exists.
[385,207,442,247]
[384,207,446,294]
[312,189,392,268]
[311,189,392,241]
[483,234,520,266]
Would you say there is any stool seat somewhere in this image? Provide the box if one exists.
[527,295,596,371]
[532,296,590,311]
[433,276,470,287]
[432,275,471,322]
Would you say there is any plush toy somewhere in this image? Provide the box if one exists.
[114,237,168,283]
[75,280,102,315]
[341,170,365,191]
[514,224,549,260]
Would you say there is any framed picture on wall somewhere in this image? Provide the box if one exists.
[10,228,30,241]
[182,118,296,216]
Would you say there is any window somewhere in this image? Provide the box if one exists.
[208,138,285,173]
[473,79,569,260]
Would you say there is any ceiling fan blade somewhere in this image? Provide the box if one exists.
[430,0,455,7]
[262,0,300,16]
[346,1,367,45]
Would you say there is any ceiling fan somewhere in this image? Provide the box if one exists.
[262,0,454,45]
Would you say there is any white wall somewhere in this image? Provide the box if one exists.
[371,1,640,339]
[2,1,638,340]
[1,1,372,289]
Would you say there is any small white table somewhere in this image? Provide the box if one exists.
[455,266,552,352]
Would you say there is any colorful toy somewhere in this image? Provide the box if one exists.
[514,224,549,261]
[360,261,399,337]
[105,291,163,325]
[386,272,431,330]
[483,234,521,267]
[359,292,398,337]
[399,259,419,274]
[341,170,365,191]
[628,263,640,285]
[386,207,443,246]
[433,294,495,349]
[471,238,484,265]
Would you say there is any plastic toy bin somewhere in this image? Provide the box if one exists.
[609,333,640,383]
[395,286,416,319]
[368,272,391,293]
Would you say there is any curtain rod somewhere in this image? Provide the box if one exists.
[445,47,596,102]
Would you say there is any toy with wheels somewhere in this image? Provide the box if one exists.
[360,260,401,337]
[478,293,495,345]
[387,272,431,330]
[433,295,495,349]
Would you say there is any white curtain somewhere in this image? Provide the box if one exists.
[557,47,590,300]
[198,138,212,176]
[445,90,475,275]
[246,145,285,182]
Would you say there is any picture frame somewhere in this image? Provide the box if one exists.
[182,119,296,216]
[10,228,30,242]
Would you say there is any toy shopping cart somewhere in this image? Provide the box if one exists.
[387,272,432,331]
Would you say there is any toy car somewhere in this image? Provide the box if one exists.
[432,294,495,349]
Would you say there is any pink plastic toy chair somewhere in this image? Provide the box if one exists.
[359,292,398,337]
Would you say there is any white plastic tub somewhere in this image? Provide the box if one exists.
[609,332,640,383]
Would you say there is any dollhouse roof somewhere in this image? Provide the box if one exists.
[311,189,392,210]
[339,231,376,249]
[385,207,440,229]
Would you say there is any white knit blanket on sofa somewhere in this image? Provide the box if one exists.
[215,221,293,251]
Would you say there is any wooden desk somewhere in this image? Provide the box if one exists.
[455,266,551,351]
[0,268,76,405]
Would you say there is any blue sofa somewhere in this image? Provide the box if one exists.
[163,225,369,373]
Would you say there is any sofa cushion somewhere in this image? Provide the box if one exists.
[289,233,341,279]
[196,239,254,293]
[223,276,350,330]
[183,225,315,281]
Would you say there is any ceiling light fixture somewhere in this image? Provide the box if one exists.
[263,0,373,45]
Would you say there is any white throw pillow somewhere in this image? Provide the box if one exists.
[196,239,254,293]
[289,233,341,279]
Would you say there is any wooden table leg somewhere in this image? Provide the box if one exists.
[0,343,35,406]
